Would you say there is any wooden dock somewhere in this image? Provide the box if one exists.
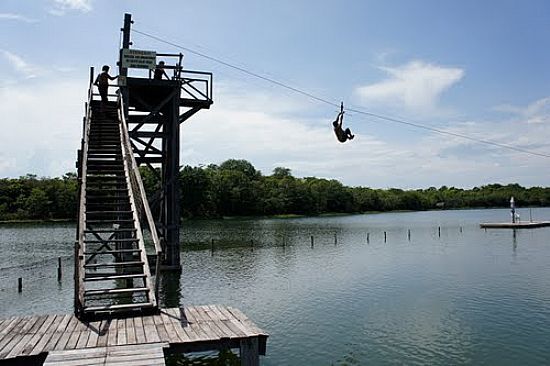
[480,221,550,229]
[0,305,268,365]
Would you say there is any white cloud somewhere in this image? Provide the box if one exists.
[0,50,42,79]
[493,97,550,125]
[355,60,464,114]
[0,72,548,189]
[49,0,92,15]
[0,13,37,23]
[0,78,86,177]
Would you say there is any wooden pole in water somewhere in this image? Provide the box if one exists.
[211,239,214,255]
[438,226,441,237]
[18,278,22,293]
[408,229,411,241]
[334,233,337,245]
[384,231,387,242]
[250,239,254,251]
[310,235,314,248]
[366,233,370,243]
[57,257,62,281]
[460,226,463,233]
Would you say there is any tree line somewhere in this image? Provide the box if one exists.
[1,159,549,221]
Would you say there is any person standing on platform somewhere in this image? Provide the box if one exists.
[94,65,118,105]
[154,61,170,80]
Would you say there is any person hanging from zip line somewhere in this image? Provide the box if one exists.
[332,102,354,143]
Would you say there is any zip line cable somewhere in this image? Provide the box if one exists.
[132,28,550,160]
[132,28,338,107]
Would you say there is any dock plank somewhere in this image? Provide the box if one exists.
[85,320,101,348]
[184,307,211,341]
[96,319,110,348]
[126,317,136,344]
[160,309,186,343]
[43,314,73,351]
[133,316,147,344]
[0,316,29,355]
[20,316,50,355]
[29,314,60,355]
[143,314,161,343]
[116,318,127,346]
[0,306,268,363]
[152,314,169,342]
[54,316,80,351]
[43,342,168,366]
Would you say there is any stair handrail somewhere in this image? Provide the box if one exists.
[117,93,163,300]
[75,67,94,316]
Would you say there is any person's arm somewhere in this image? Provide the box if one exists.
[163,70,169,80]
[93,75,100,86]
[108,74,118,80]
[338,112,344,127]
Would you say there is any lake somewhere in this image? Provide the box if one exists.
[1,208,550,365]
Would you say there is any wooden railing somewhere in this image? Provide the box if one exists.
[180,70,213,103]
[75,68,94,315]
[118,94,163,301]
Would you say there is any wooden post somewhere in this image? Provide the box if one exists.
[282,237,285,248]
[18,277,22,293]
[384,231,387,242]
[250,239,254,252]
[57,257,62,281]
[366,233,370,243]
[460,226,463,233]
[310,235,314,248]
[211,239,214,256]
[438,226,441,237]
[408,229,411,241]
[334,233,337,245]
[240,337,260,366]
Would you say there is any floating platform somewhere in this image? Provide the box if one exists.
[0,305,268,366]
[480,221,550,229]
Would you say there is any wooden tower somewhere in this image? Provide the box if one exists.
[118,14,213,270]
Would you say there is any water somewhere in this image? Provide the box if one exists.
[1,208,550,365]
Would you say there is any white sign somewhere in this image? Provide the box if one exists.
[121,49,156,69]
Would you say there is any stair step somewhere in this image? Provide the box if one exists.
[83,302,154,313]
[86,175,125,179]
[84,238,138,243]
[86,210,133,215]
[85,287,149,296]
[86,176,126,180]
[84,273,146,282]
[86,204,131,208]
[86,161,123,165]
[87,166,124,170]
[86,219,135,224]
[86,189,128,193]
[84,228,137,234]
[86,195,130,200]
[84,249,140,255]
[84,261,144,268]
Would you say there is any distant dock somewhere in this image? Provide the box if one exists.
[480,221,550,229]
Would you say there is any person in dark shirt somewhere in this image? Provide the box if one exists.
[154,61,169,80]
[332,103,354,143]
[93,65,118,104]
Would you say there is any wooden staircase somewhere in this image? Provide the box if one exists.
[75,99,160,319]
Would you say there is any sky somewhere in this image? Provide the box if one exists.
[0,0,549,189]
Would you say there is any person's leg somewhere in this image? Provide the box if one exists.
[99,86,108,104]
[345,128,355,139]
